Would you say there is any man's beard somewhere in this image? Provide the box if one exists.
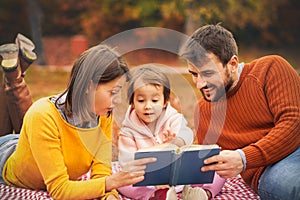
[202,70,235,102]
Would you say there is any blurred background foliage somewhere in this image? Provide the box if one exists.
[0,0,299,128]
[0,0,299,66]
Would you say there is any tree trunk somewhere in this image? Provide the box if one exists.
[184,0,202,36]
[27,0,46,66]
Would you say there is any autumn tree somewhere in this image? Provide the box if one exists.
[79,0,185,45]
[181,0,289,45]
[0,0,299,48]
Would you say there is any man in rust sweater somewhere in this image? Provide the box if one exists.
[180,24,300,200]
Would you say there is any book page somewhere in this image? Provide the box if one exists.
[136,143,179,152]
[178,144,220,153]
[136,143,220,153]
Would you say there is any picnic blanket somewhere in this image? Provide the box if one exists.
[0,162,260,200]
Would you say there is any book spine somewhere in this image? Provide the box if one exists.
[169,152,181,186]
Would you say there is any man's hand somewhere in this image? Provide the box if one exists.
[201,150,244,178]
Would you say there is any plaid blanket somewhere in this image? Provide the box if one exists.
[0,162,260,200]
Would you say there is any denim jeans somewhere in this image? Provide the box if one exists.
[0,134,19,184]
[258,147,300,200]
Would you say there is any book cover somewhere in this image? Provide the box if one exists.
[133,143,220,186]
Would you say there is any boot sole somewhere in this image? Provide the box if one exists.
[0,43,18,71]
[16,33,37,62]
[0,43,18,54]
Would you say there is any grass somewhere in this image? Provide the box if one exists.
[0,66,69,101]
[238,45,300,70]
[25,66,70,100]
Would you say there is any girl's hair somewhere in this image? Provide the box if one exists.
[180,23,238,67]
[127,64,170,104]
[55,44,130,122]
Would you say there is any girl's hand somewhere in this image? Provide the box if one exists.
[162,130,185,147]
[162,130,176,143]
[105,157,156,191]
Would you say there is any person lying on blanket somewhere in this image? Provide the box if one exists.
[180,23,300,200]
[0,44,156,200]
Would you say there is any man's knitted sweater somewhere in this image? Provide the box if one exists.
[195,55,300,192]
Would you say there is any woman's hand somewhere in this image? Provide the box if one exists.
[105,157,156,191]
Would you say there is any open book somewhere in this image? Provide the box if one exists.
[133,143,220,186]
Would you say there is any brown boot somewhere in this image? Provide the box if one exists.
[0,44,18,135]
[0,43,18,72]
[0,44,33,134]
[0,79,14,136]
[4,66,33,133]
[15,33,37,74]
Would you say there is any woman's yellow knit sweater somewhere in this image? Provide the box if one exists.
[3,97,118,200]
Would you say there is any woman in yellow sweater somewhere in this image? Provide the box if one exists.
[0,44,155,200]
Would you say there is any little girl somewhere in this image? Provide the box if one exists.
[117,65,225,200]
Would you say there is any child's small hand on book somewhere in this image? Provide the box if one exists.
[162,130,186,147]
[162,130,176,143]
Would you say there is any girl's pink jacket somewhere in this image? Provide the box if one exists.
[117,103,225,199]
[118,103,194,165]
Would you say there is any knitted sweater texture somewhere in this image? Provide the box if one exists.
[195,55,300,192]
[3,97,118,199]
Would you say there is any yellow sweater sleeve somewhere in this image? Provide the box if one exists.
[3,98,119,200]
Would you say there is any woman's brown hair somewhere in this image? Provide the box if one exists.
[56,44,130,123]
